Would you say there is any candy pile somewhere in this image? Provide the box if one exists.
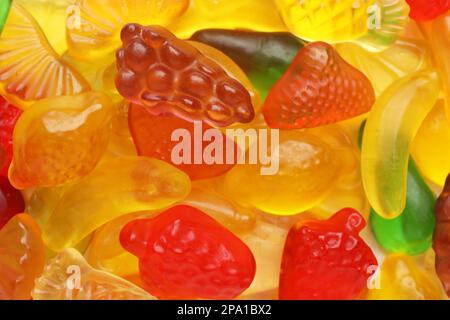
[0,0,449,300]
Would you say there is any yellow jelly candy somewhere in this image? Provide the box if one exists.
[66,0,189,60]
[170,0,288,39]
[43,156,191,252]
[412,100,450,187]
[367,254,444,300]
[32,248,155,300]
[9,92,114,190]
[361,70,440,219]
[223,129,342,216]
[0,214,45,300]
[0,3,90,109]
[276,0,408,50]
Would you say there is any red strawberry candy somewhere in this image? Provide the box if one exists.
[0,96,22,175]
[279,208,378,300]
[120,205,256,299]
[0,175,25,229]
[263,42,375,129]
[406,0,450,21]
[129,103,239,180]
[116,24,255,127]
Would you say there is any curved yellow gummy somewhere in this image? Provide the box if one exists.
[361,70,440,219]
[32,248,155,300]
[9,92,114,190]
[170,0,288,39]
[412,100,450,187]
[367,253,444,300]
[43,156,191,252]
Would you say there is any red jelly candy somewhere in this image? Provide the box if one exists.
[0,97,22,176]
[406,0,450,21]
[116,24,255,127]
[0,176,25,229]
[279,208,378,300]
[263,42,375,130]
[120,205,256,299]
[129,103,238,180]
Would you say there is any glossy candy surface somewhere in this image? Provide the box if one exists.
[263,42,375,129]
[0,96,22,175]
[0,0,11,34]
[120,205,256,299]
[116,24,255,127]
[32,248,155,300]
[0,176,25,229]
[407,0,450,21]
[279,208,378,300]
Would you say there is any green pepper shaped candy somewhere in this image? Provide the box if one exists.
[0,0,12,35]
[358,121,436,255]
[190,29,305,100]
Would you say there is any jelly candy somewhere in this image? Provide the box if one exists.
[0,96,22,176]
[32,248,155,300]
[276,0,408,50]
[224,127,346,216]
[0,176,25,229]
[66,0,189,60]
[116,24,255,127]
[43,156,191,252]
[190,29,305,100]
[263,42,375,129]
[120,205,256,299]
[434,174,450,295]
[367,253,444,300]
[412,101,450,187]
[0,214,45,300]
[129,103,238,180]
[0,3,90,109]
[419,12,450,123]
[279,208,378,300]
[406,0,450,21]
[26,186,66,228]
[0,0,11,34]
[169,0,287,39]
[9,92,114,190]
[361,70,440,219]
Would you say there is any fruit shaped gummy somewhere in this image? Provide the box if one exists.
[9,92,114,190]
[419,12,450,123]
[25,186,66,228]
[279,208,378,300]
[263,42,375,130]
[0,96,22,176]
[190,29,306,100]
[361,70,440,219]
[32,248,155,300]
[412,100,450,187]
[336,31,431,96]
[0,214,45,300]
[169,0,288,39]
[0,0,11,34]
[120,205,256,299]
[0,176,25,229]
[434,174,450,295]
[276,0,408,50]
[129,104,238,180]
[407,0,450,21]
[367,254,444,300]
[16,0,71,55]
[223,128,344,216]
[66,0,189,61]
[115,24,255,127]
[0,3,90,109]
[43,156,191,252]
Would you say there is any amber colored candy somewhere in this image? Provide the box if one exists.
[0,3,90,109]
[263,42,375,129]
[0,214,45,300]
[434,174,450,295]
[32,248,155,300]
[115,24,255,127]
[9,92,114,190]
